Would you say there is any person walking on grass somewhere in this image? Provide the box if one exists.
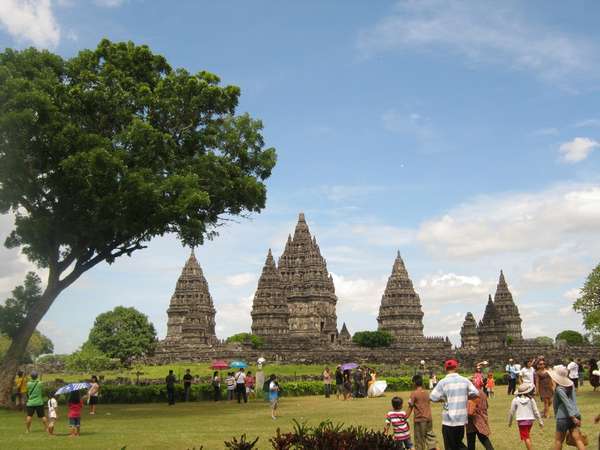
[212,371,221,401]
[506,359,518,395]
[269,374,280,420]
[407,374,439,450]
[466,387,494,450]
[323,367,332,398]
[14,370,28,411]
[335,365,343,399]
[508,384,543,450]
[548,365,586,450]
[67,390,88,437]
[25,371,47,433]
[183,369,193,402]
[88,375,100,414]
[226,372,235,400]
[430,359,479,450]
[165,370,176,406]
[384,396,413,449]
[485,373,495,399]
[566,357,579,390]
[47,392,58,436]
[519,360,535,389]
[246,371,255,398]
[535,359,554,418]
[234,367,247,403]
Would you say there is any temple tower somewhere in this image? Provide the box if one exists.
[164,250,216,346]
[339,322,351,344]
[278,213,338,343]
[377,252,425,342]
[493,270,522,341]
[477,295,507,350]
[460,312,479,349]
[251,249,290,340]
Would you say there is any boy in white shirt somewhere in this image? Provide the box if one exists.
[47,392,58,435]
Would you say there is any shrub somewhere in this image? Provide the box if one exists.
[555,330,585,345]
[226,332,265,349]
[352,330,393,348]
[66,342,121,372]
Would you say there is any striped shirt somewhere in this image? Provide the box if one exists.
[385,410,410,441]
[430,373,479,426]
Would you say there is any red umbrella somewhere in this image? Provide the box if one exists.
[211,360,229,370]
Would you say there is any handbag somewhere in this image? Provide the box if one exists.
[566,429,588,447]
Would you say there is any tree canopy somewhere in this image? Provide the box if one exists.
[0,330,53,363]
[0,39,276,405]
[226,332,265,349]
[352,330,393,348]
[555,330,585,345]
[88,306,156,364]
[573,262,600,339]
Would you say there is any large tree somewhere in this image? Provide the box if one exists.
[0,39,276,406]
[573,262,600,338]
[88,306,156,364]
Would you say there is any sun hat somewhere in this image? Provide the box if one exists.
[548,365,574,387]
[517,383,534,395]
[444,359,459,370]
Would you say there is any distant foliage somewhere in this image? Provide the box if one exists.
[573,262,600,341]
[66,342,121,372]
[88,306,157,364]
[0,273,42,338]
[534,336,554,346]
[555,330,585,345]
[0,330,53,363]
[226,333,265,349]
[352,330,393,348]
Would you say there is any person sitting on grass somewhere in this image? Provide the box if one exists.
[68,390,88,437]
[47,392,58,436]
[508,384,543,450]
[25,371,47,434]
[407,375,439,450]
[268,374,280,420]
[384,396,413,449]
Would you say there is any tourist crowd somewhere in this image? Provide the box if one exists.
[10,356,600,448]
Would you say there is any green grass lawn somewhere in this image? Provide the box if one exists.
[1,385,598,450]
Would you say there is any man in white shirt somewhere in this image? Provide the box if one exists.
[235,368,248,403]
[566,358,579,389]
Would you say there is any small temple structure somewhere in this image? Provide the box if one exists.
[377,252,425,342]
[460,312,478,350]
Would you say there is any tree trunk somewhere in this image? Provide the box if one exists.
[0,285,61,408]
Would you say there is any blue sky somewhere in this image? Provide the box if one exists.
[1,0,600,353]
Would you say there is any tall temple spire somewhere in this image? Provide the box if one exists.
[277,212,338,342]
[164,250,216,347]
[377,251,425,342]
[251,249,289,340]
[493,270,522,341]
[477,294,507,350]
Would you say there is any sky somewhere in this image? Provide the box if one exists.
[1,0,600,353]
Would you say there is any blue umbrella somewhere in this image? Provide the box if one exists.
[229,360,248,369]
[54,382,91,396]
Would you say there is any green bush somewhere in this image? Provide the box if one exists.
[226,332,265,349]
[352,330,393,348]
[66,342,122,372]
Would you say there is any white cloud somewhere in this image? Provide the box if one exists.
[0,0,60,48]
[214,295,253,338]
[563,288,581,302]
[559,137,599,163]
[418,184,600,258]
[382,109,434,141]
[94,0,125,7]
[331,273,386,315]
[357,0,597,84]
[224,273,256,287]
[523,256,586,284]
[574,119,600,128]
[417,272,493,304]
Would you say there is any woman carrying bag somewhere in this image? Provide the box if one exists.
[548,365,587,450]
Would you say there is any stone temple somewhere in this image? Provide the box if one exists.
[154,213,598,366]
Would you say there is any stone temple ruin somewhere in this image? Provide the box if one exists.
[154,213,597,365]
